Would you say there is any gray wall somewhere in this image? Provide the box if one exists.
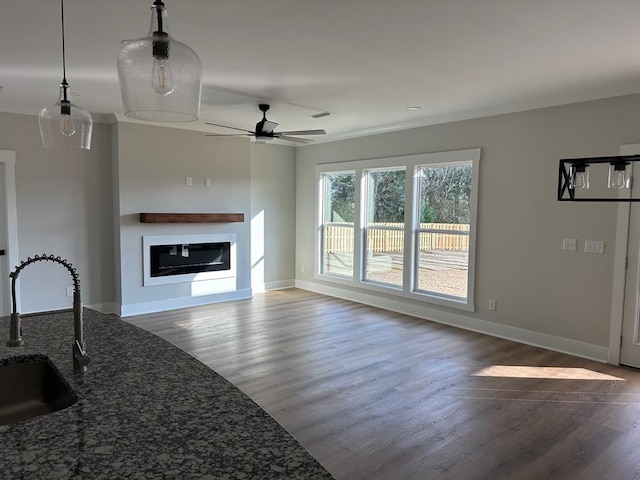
[296,94,640,356]
[250,143,297,291]
[113,120,253,314]
[0,112,114,313]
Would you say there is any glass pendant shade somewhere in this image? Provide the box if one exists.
[117,1,202,122]
[38,0,93,150]
[570,163,589,190]
[608,162,631,189]
[38,84,93,150]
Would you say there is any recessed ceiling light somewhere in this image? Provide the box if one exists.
[407,106,422,111]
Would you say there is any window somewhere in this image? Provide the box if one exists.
[363,168,406,288]
[320,172,355,278]
[416,163,472,299]
[315,149,479,311]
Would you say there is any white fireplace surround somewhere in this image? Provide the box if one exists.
[143,234,237,287]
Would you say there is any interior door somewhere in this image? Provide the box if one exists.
[620,145,640,367]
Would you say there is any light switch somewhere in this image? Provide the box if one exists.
[584,240,605,254]
[205,178,212,187]
[185,176,192,186]
[562,238,577,251]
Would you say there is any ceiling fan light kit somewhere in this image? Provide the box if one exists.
[205,104,327,144]
[117,0,202,122]
[38,0,93,150]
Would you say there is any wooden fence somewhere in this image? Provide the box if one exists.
[325,223,469,253]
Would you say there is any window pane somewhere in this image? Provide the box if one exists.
[417,233,468,298]
[324,173,355,223]
[322,172,355,277]
[363,169,406,287]
[365,228,404,287]
[417,163,472,299]
[366,169,406,224]
[323,225,354,276]
[419,165,471,225]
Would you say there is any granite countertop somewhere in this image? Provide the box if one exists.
[0,309,333,479]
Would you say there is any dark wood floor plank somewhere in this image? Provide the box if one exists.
[126,288,640,480]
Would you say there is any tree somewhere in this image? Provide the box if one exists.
[327,173,355,222]
[369,170,405,223]
[419,165,471,224]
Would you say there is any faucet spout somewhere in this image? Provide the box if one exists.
[7,254,90,373]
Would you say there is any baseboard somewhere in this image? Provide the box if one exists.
[266,279,295,290]
[86,302,116,314]
[295,280,609,363]
[118,289,253,317]
[252,280,295,293]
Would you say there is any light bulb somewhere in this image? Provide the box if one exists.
[609,163,630,189]
[571,164,589,190]
[612,170,626,189]
[152,59,174,96]
[59,114,76,137]
[574,171,587,189]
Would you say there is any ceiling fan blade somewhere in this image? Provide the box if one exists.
[276,129,326,136]
[204,122,254,134]
[274,135,314,143]
[205,133,252,137]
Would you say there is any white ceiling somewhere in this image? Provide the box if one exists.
[3,0,640,143]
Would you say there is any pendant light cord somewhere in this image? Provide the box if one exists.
[60,0,69,101]
[154,0,165,33]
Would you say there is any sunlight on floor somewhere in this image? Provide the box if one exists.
[473,365,625,381]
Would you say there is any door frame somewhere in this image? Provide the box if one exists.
[609,143,640,364]
[0,150,19,316]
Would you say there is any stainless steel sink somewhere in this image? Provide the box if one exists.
[0,356,77,425]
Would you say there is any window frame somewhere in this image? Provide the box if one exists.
[362,166,407,289]
[314,148,480,312]
[318,170,357,280]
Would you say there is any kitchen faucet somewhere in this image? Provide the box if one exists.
[6,254,90,372]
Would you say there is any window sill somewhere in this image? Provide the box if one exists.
[314,272,475,313]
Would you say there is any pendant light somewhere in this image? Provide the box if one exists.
[38,0,93,150]
[117,0,202,122]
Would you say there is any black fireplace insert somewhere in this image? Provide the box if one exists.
[150,242,231,277]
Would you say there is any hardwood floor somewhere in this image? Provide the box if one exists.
[126,289,640,480]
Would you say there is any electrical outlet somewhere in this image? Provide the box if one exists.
[66,286,73,297]
[205,178,212,187]
[300,265,305,273]
[488,299,497,311]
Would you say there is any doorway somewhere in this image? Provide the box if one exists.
[617,144,640,366]
[0,150,19,317]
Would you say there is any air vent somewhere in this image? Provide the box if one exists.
[310,111,332,119]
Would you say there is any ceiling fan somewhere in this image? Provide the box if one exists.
[204,104,326,143]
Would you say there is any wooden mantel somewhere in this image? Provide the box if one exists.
[139,213,245,224]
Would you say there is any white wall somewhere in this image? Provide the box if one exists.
[250,143,297,291]
[113,119,254,315]
[296,94,640,361]
[0,112,114,313]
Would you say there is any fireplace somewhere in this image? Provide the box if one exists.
[150,242,230,277]
[143,234,236,287]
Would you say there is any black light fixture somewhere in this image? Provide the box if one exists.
[558,155,638,201]
[117,0,202,122]
[38,0,93,150]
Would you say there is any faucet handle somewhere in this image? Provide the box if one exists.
[73,340,91,371]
